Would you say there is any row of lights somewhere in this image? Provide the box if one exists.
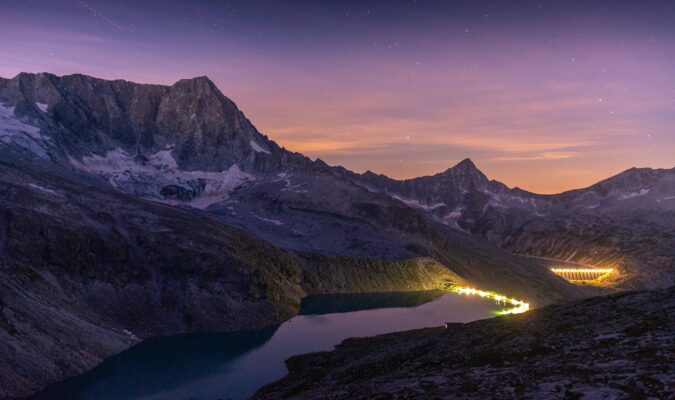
[550,268,614,274]
[449,268,615,316]
[451,286,530,315]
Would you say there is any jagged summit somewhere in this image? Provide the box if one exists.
[175,75,214,83]
[4,72,271,167]
[452,157,477,170]
[4,71,217,89]
[170,75,222,94]
[438,157,487,182]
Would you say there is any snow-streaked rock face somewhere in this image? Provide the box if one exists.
[71,147,253,208]
[28,183,59,196]
[250,139,271,154]
[35,102,48,112]
[0,72,321,208]
[0,72,311,167]
[0,104,49,158]
[619,188,650,200]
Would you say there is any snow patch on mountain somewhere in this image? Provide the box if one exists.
[35,102,48,113]
[447,208,463,219]
[148,148,178,168]
[253,214,284,226]
[249,140,270,154]
[28,183,59,196]
[0,104,49,158]
[391,194,445,211]
[282,182,308,193]
[70,148,252,208]
[443,207,468,232]
[619,188,650,200]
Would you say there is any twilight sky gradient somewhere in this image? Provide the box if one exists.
[1,0,674,193]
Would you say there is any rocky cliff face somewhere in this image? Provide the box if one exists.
[1,73,273,165]
[255,287,675,399]
[0,72,319,207]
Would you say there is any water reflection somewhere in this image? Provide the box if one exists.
[299,290,446,315]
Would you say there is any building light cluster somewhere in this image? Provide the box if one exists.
[550,268,614,282]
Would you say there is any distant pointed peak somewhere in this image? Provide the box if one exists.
[435,157,489,182]
[454,158,477,170]
[440,158,480,175]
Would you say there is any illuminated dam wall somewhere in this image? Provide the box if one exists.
[550,268,613,282]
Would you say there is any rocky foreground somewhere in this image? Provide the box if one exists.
[255,287,675,399]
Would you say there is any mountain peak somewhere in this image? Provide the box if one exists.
[172,76,219,93]
[454,158,477,170]
[437,157,488,183]
[443,158,482,177]
[179,75,214,84]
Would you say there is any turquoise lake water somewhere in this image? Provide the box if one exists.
[35,291,502,400]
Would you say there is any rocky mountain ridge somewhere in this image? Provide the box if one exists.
[0,72,324,208]
[337,159,675,290]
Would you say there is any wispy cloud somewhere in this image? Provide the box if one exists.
[492,152,579,162]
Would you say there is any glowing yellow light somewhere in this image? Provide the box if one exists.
[550,268,614,282]
[550,268,613,274]
[451,286,530,315]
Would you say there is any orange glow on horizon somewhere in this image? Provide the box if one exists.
[1,1,673,194]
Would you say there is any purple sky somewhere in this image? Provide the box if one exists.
[1,0,673,193]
